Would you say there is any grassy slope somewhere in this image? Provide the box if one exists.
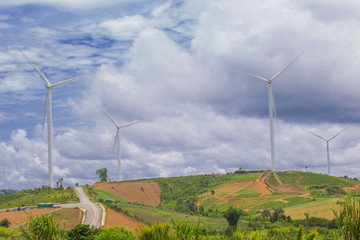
[267,171,357,188]
[0,187,79,209]
[152,172,264,206]
[94,171,359,223]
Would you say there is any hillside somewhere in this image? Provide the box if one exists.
[0,187,79,209]
[92,170,360,225]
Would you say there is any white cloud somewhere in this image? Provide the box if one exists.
[0,0,141,10]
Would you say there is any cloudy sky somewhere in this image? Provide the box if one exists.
[1,0,360,189]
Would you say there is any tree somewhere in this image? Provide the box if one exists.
[224,206,240,228]
[67,223,100,240]
[96,168,108,182]
[56,178,64,190]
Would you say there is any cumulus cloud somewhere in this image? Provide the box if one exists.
[1,0,360,189]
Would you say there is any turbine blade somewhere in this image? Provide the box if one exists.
[102,109,120,127]
[52,74,90,88]
[239,72,269,83]
[20,51,51,86]
[119,120,143,128]
[113,129,119,154]
[270,54,302,81]
[305,129,327,141]
[329,129,345,141]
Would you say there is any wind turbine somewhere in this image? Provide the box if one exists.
[240,55,301,171]
[21,52,88,187]
[306,129,344,175]
[102,109,142,181]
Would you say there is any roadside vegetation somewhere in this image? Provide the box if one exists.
[0,186,79,209]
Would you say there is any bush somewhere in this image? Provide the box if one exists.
[0,218,10,228]
[137,222,172,240]
[94,226,136,240]
[332,194,360,240]
[19,213,65,240]
[67,223,100,240]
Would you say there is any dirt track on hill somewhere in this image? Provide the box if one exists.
[198,174,272,207]
[266,172,309,195]
[93,181,161,207]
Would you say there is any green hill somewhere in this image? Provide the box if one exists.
[92,170,359,228]
[0,186,79,209]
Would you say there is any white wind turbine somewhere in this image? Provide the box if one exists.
[306,129,344,175]
[240,55,301,171]
[21,52,88,187]
[103,109,142,181]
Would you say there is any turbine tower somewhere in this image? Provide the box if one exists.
[21,52,88,187]
[306,129,344,175]
[240,55,301,171]
[102,109,142,181]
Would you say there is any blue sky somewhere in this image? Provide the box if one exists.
[1,0,360,189]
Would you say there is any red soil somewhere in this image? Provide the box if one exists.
[93,181,161,207]
[0,208,59,228]
[105,208,140,231]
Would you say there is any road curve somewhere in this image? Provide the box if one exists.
[71,187,102,227]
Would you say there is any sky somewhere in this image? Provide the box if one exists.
[1,0,360,189]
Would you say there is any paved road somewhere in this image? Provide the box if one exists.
[62,187,102,227]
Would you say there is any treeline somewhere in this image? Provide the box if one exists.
[0,189,18,196]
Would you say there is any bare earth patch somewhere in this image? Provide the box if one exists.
[272,184,309,195]
[105,208,140,231]
[93,181,161,207]
[0,208,59,228]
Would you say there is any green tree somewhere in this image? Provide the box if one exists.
[19,213,65,240]
[95,226,135,240]
[56,178,64,190]
[67,223,99,240]
[224,206,240,228]
[96,168,108,182]
[0,218,10,228]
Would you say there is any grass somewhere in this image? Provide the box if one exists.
[285,197,340,219]
[111,202,229,232]
[52,207,82,230]
[0,187,79,209]
[275,171,358,188]
[152,172,264,205]
[93,189,127,203]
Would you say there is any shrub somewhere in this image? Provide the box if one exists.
[94,226,135,240]
[332,194,360,240]
[171,219,201,240]
[19,213,65,240]
[0,218,10,228]
[137,222,172,240]
[67,223,100,240]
